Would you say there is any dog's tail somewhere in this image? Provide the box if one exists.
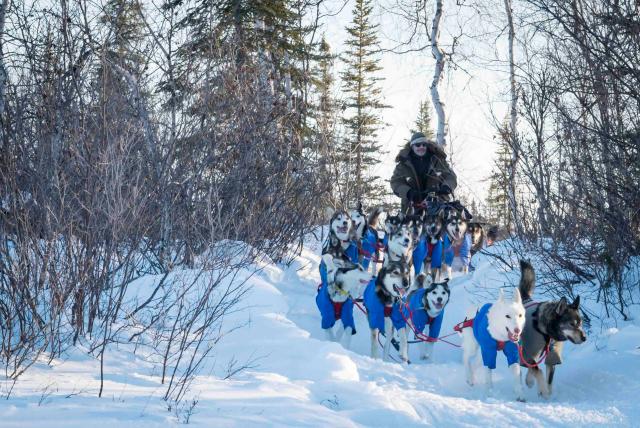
[518,260,536,301]
[368,206,384,228]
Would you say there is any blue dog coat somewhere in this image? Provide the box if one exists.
[403,288,445,340]
[316,282,356,333]
[413,234,472,274]
[358,228,379,270]
[412,237,443,274]
[316,241,359,333]
[363,279,406,331]
[473,303,519,369]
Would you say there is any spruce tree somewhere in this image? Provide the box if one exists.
[309,37,340,205]
[413,98,435,140]
[340,0,388,206]
[486,130,513,229]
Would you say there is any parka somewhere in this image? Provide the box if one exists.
[390,143,457,213]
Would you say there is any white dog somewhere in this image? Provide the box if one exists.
[460,288,526,401]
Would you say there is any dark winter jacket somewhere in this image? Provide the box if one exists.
[390,143,457,213]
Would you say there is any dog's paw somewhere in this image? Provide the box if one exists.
[466,378,474,387]
[516,396,526,403]
[420,353,431,361]
[525,370,535,388]
[538,388,551,399]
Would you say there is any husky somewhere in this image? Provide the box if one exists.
[385,221,413,266]
[363,260,411,362]
[405,273,450,361]
[460,287,526,401]
[419,205,446,279]
[467,222,485,257]
[323,210,355,262]
[349,203,385,272]
[384,212,404,236]
[518,260,587,398]
[316,254,372,349]
[440,203,471,278]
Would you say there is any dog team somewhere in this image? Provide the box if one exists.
[316,203,586,400]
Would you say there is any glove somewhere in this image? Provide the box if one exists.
[407,189,423,203]
[437,184,452,196]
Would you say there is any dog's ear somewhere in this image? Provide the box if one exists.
[357,201,363,213]
[556,297,568,314]
[571,295,581,309]
[512,287,522,305]
[462,207,473,221]
[497,288,505,303]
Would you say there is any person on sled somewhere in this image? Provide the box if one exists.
[390,132,461,276]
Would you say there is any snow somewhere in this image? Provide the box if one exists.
[1,236,639,427]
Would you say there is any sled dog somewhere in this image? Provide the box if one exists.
[441,204,471,278]
[317,254,372,349]
[405,273,450,360]
[421,206,446,279]
[385,220,414,267]
[518,260,586,398]
[323,210,354,261]
[363,260,411,362]
[467,222,485,257]
[461,287,526,401]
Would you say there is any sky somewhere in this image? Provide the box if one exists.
[319,0,512,204]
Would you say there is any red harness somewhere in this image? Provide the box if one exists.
[333,301,344,320]
[383,306,392,317]
[453,317,507,349]
[318,282,346,321]
[453,318,475,333]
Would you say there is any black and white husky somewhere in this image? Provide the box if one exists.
[319,254,372,348]
[461,287,526,401]
[364,260,411,362]
[385,215,422,268]
[406,273,450,361]
[518,260,587,398]
[349,203,385,272]
[323,210,354,261]
[421,206,446,279]
[441,204,471,278]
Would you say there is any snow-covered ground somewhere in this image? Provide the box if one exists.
[1,236,639,427]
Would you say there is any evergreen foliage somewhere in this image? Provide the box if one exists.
[486,126,512,230]
[339,0,388,206]
[413,98,435,140]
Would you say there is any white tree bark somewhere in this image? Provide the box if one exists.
[504,0,522,235]
[430,0,447,147]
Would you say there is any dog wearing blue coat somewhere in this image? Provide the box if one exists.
[404,273,450,361]
[363,260,411,362]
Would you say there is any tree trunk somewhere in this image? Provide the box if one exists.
[430,0,446,147]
